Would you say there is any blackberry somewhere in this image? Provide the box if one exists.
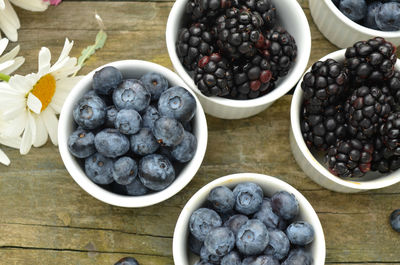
[185,0,235,22]
[229,55,274,99]
[194,53,233,96]
[345,37,397,83]
[371,137,400,173]
[215,7,264,59]
[379,111,400,157]
[301,59,349,114]
[301,104,347,150]
[387,70,400,104]
[240,0,277,29]
[344,85,394,140]
[263,26,297,78]
[326,139,374,178]
[176,23,215,71]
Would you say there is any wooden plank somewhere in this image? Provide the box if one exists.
[1,0,400,264]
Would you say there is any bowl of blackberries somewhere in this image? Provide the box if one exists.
[309,0,400,48]
[173,173,325,265]
[290,37,400,193]
[58,60,208,207]
[166,0,311,119]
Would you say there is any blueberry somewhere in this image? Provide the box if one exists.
[68,128,96,158]
[189,233,203,256]
[207,186,235,213]
[233,182,263,215]
[115,109,142,135]
[109,182,128,195]
[171,131,197,163]
[138,154,175,191]
[204,227,235,256]
[142,105,160,129]
[153,117,185,147]
[105,105,118,127]
[113,79,151,112]
[220,251,241,265]
[264,229,290,260]
[194,260,214,265]
[73,94,106,130]
[130,128,159,156]
[94,128,130,158]
[158,86,197,122]
[114,256,139,265]
[112,156,138,185]
[339,0,367,21]
[281,248,313,265]
[224,214,249,236]
[236,219,269,256]
[200,244,223,264]
[126,177,149,196]
[390,209,400,232]
[93,66,123,95]
[140,72,169,101]
[286,221,314,246]
[376,2,400,31]
[189,208,222,241]
[270,191,299,221]
[85,153,114,185]
[254,198,283,229]
[364,2,382,30]
[242,255,280,265]
[182,121,193,132]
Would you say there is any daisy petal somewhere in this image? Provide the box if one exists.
[0,148,10,166]
[2,112,26,137]
[42,108,58,145]
[0,135,21,149]
[0,38,8,55]
[54,38,73,66]
[20,112,36,155]
[0,59,14,71]
[9,0,48,12]
[0,44,19,62]
[1,56,24,75]
[33,115,48,147]
[0,0,20,42]
[0,0,5,10]
[38,47,51,74]
[27,93,42,114]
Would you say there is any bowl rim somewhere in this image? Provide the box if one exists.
[290,49,400,190]
[166,0,312,108]
[58,60,208,207]
[321,0,400,37]
[173,173,326,265]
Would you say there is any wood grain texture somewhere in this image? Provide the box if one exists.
[0,0,400,264]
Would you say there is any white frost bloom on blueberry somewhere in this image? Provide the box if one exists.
[0,38,82,155]
[0,0,49,42]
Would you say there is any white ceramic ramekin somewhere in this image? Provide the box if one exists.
[309,0,400,49]
[58,60,208,207]
[173,173,326,265]
[166,0,311,119]
[290,49,400,193]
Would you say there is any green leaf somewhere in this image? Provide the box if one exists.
[77,29,107,67]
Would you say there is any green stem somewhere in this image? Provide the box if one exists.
[0,73,10,82]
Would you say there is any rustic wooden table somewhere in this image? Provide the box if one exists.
[1,0,399,264]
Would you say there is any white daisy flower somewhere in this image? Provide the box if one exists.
[0,37,23,165]
[0,0,49,42]
[0,38,82,155]
[0,37,24,76]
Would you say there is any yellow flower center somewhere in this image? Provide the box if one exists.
[31,74,56,112]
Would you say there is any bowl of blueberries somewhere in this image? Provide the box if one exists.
[166,0,311,119]
[173,173,325,265]
[290,37,400,193]
[309,0,400,48]
[58,60,208,207]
